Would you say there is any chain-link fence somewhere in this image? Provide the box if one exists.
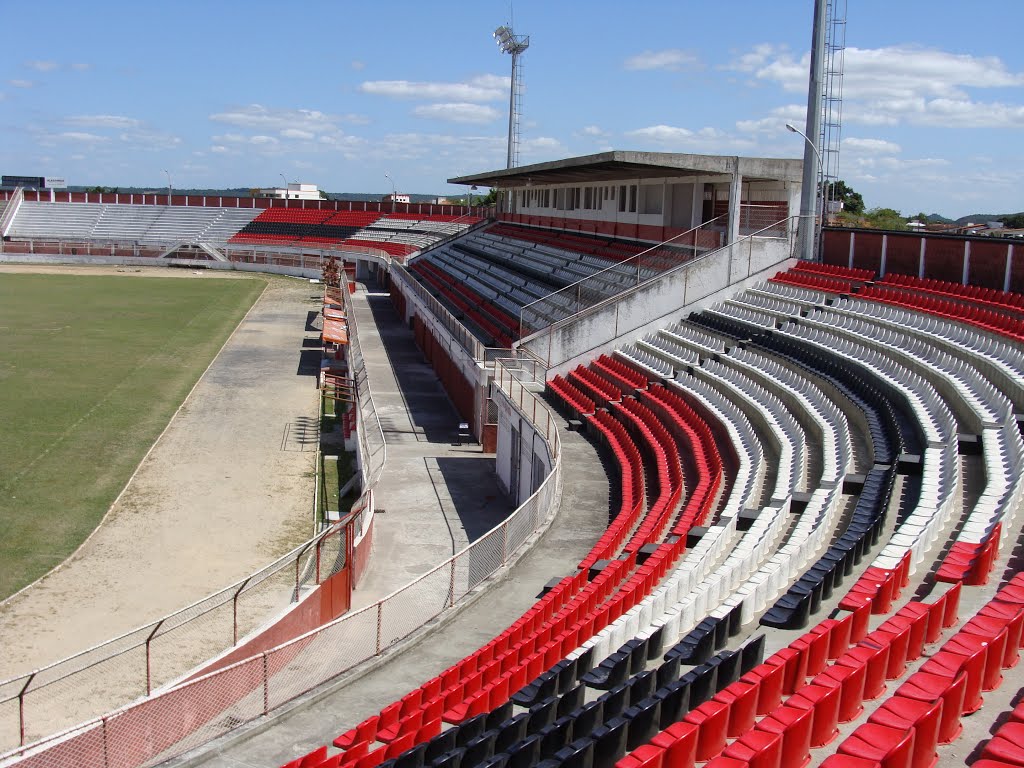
[0,357,561,768]
[0,519,349,754]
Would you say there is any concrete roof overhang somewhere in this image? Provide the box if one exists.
[448,150,804,188]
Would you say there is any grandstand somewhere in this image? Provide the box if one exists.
[1,147,1024,768]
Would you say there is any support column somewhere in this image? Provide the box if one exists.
[880,234,888,276]
[962,241,971,285]
[918,237,927,278]
[798,0,827,262]
[690,180,704,229]
[727,160,743,245]
[1005,244,1014,293]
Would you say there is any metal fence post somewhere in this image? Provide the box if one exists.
[262,653,270,716]
[17,673,34,746]
[232,579,250,646]
[145,620,164,694]
[502,521,509,565]
[376,603,383,655]
[449,559,457,607]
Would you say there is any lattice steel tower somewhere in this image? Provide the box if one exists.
[494,25,529,169]
[820,0,847,218]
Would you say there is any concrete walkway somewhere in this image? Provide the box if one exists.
[184,305,613,767]
[349,285,513,608]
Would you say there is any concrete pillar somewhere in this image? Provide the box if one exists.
[848,231,855,269]
[1005,244,1014,293]
[880,234,888,276]
[690,180,704,230]
[918,237,927,279]
[727,161,743,244]
[963,241,971,285]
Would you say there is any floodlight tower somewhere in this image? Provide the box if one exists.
[493,24,529,169]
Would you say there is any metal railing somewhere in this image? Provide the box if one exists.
[517,212,729,337]
[518,214,807,368]
[0,359,562,768]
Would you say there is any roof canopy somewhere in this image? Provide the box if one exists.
[448,150,803,188]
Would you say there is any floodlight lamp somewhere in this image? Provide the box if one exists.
[785,124,798,133]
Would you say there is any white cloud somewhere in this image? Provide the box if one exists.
[626,124,756,153]
[71,63,92,72]
[8,79,35,88]
[25,60,58,72]
[844,137,902,154]
[736,104,807,135]
[624,49,700,72]
[580,125,608,138]
[351,60,365,71]
[281,128,315,140]
[250,135,278,145]
[67,114,142,129]
[730,43,1024,129]
[58,131,109,143]
[359,74,508,102]
[724,43,787,73]
[412,103,501,124]
[210,104,363,134]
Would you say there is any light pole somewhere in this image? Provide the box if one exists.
[384,172,396,212]
[469,185,478,209]
[786,123,824,261]
[493,25,529,170]
[162,169,172,203]
[280,173,289,200]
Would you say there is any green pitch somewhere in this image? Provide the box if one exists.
[0,273,266,600]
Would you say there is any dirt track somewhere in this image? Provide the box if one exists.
[0,266,318,683]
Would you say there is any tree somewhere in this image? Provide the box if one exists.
[1000,213,1024,228]
[824,180,864,215]
[319,189,330,200]
[863,207,908,231]
[474,188,498,207]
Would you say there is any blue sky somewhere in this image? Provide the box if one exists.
[1,1,1022,217]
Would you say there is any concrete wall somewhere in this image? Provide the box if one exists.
[493,384,554,506]
[522,236,796,375]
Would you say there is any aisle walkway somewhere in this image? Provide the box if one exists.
[349,284,512,608]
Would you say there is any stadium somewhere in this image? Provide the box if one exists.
[2,3,1024,768]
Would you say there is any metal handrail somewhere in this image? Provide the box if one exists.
[515,213,809,366]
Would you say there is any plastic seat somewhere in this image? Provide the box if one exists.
[714,681,758,738]
[650,721,699,768]
[838,723,915,768]
[684,699,730,762]
[755,705,813,768]
[868,698,941,768]
[981,723,1024,767]
[723,728,783,768]
[894,671,966,744]
[787,683,840,747]
[837,643,889,700]
[920,646,985,713]
[817,662,866,722]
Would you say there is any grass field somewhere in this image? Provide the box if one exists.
[0,273,266,600]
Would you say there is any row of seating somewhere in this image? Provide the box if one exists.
[230,211,479,256]
[410,261,518,347]
[760,271,1024,590]
[880,272,1024,312]
[791,261,877,281]
[617,583,965,768]
[8,201,259,244]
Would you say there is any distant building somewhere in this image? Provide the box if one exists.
[383,193,411,205]
[256,183,322,200]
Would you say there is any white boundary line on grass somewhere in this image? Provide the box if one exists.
[0,272,271,610]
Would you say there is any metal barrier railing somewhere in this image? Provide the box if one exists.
[0,357,562,768]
